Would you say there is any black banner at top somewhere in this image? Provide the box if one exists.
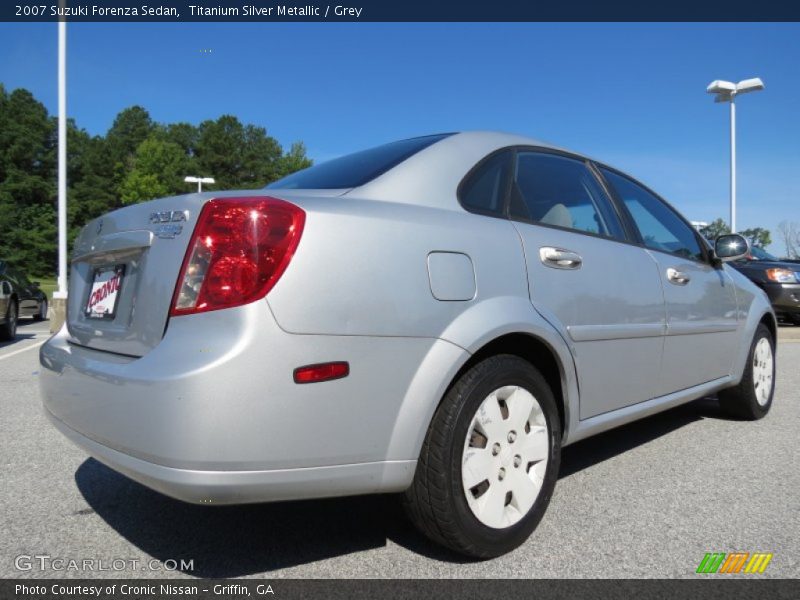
[3,0,800,22]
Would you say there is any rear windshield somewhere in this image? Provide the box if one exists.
[266,133,454,190]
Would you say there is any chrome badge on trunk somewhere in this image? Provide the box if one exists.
[149,210,188,239]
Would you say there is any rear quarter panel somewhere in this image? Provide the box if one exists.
[265,195,582,452]
[265,196,530,339]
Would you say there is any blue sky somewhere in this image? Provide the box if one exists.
[1,22,798,253]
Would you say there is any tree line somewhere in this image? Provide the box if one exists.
[0,84,312,276]
[699,218,799,259]
[698,219,772,249]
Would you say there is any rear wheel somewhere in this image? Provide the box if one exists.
[718,323,775,420]
[403,354,561,558]
[0,301,18,341]
[33,298,48,321]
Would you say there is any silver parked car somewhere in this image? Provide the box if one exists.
[40,131,776,557]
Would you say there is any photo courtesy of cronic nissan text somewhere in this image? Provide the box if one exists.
[0,1,798,599]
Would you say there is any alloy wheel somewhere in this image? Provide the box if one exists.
[752,337,773,406]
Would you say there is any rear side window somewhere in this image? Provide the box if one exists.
[458,150,512,216]
[601,168,704,261]
[510,152,625,240]
[267,133,453,190]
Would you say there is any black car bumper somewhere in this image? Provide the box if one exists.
[762,282,800,317]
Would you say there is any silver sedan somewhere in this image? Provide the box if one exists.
[40,131,776,557]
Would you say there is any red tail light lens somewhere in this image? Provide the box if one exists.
[170,197,305,316]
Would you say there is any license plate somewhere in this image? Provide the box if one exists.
[85,265,125,319]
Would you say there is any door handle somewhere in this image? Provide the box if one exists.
[666,267,691,285]
[540,247,583,270]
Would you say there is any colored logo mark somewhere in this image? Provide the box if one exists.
[696,552,773,574]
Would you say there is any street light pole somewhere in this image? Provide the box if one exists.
[184,176,215,193]
[707,77,764,235]
[57,18,67,293]
[52,2,68,333]
[729,96,736,233]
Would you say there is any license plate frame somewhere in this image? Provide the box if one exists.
[84,264,126,320]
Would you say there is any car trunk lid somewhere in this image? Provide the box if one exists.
[66,193,214,357]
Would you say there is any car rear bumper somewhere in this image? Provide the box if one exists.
[762,282,800,316]
[38,301,452,503]
[45,407,414,504]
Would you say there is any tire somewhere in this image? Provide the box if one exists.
[0,301,18,341]
[33,298,48,321]
[403,354,561,558]
[790,314,800,327]
[718,323,775,420]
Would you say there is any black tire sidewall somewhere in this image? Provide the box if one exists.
[1,302,16,340]
[36,299,47,321]
[446,356,561,555]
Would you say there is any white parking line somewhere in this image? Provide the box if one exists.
[0,340,46,361]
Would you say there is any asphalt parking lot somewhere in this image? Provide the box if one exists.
[1,319,798,579]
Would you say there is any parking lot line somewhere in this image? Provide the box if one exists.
[0,340,46,361]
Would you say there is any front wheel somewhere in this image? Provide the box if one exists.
[718,323,775,420]
[403,355,561,558]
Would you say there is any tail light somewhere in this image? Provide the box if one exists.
[170,197,305,316]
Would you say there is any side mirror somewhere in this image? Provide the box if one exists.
[714,234,750,262]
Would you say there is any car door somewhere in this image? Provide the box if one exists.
[599,167,738,396]
[509,150,666,419]
[7,268,37,317]
[0,279,9,321]
[0,261,8,319]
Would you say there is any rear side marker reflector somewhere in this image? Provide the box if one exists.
[293,362,350,384]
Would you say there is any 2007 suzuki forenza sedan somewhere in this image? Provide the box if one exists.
[41,131,776,557]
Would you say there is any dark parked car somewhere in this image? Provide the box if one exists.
[730,247,800,325]
[0,260,48,340]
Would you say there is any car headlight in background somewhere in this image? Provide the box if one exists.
[765,268,800,283]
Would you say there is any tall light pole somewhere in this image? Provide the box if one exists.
[706,77,764,233]
[52,0,68,333]
[184,176,215,193]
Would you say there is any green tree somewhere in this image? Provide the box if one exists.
[106,105,154,162]
[195,115,285,189]
[738,227,771,249]
[698,218,731,241]
[106,106,155,200]
[67,123,116,247]
[119,136,192,204]
[276,141,313,178]
[161,122,198,156]
[0,85,56,276]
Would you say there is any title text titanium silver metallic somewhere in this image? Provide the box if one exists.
[41,132,776,557]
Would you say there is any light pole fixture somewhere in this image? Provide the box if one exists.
[706,77,764,233]
[184,176,215,193]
